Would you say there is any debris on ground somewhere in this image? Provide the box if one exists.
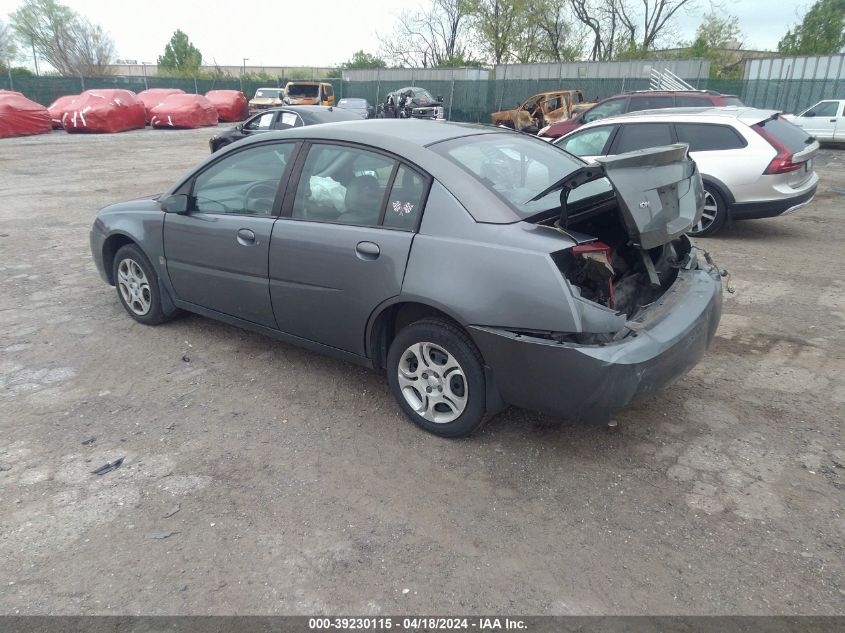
[81,437,96,445]
[147,531,180,540]
[91,456,124,475]
[163,505,181,518]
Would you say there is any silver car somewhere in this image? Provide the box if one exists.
[554,107,819,235]
[90,120,722,437]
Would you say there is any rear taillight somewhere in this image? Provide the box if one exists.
[755,123,802,174]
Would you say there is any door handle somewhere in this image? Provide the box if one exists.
[355,241,380,260]
[237,228,256,246]
[830,119,838,123]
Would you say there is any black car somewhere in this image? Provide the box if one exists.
[377,87,445,120]
[209,105,359,152]
[336,97,375,119]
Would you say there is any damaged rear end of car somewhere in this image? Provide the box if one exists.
[435,139,723,421]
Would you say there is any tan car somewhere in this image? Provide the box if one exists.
[248,87,285,114]
[284,81,335,107]
[491,90,590,132]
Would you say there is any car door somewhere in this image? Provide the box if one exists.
[163,141,298,328]
[796,101,840,141]
[269,142,428,355]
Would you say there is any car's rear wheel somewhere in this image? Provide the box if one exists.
[113,244,171,325]
[387,319,487,438]
[689,186,728,236]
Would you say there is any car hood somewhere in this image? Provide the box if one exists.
[287,97,319,105]
[250,97,283,105]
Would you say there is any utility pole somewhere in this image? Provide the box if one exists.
[31,37,39,76]
[141,62,151,90]
[241,57,249,92]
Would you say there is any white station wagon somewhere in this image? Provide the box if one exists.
[554,107,819,236]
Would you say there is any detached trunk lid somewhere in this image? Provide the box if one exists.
[594,144,704,249]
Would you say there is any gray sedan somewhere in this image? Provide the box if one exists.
[90,120,722,437]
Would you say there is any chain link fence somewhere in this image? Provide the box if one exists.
[3,75,843,123]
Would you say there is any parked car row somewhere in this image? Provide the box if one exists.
[492,87,826,236]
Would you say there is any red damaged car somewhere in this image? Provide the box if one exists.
[538,90,744,139]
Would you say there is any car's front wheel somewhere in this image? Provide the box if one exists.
[387,319,487,438]
[689,186,728,236]
[112,244,171,325]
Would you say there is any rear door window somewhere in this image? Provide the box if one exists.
[612,123,674,154]
[674,123,746,151]
[291,144,396,226]
[626,96,675,112]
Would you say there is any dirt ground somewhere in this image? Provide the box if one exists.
[0,126,843,615]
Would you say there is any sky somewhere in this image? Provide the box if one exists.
[0,0,814,69]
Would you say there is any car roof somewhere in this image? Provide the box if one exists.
[239,118,498,147]
[576,106,779,128]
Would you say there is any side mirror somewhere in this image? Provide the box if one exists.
[160,194,189,214]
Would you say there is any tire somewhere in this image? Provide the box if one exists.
[387,318,487,438]
[689,185,728,237]
[112,244,171,326]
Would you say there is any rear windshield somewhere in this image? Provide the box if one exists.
[255,89,282,98]
[723,97,744,106]
[288,84,319,98]
[756,115,812,152]
[431,133,612,218]
[338,98,367,108]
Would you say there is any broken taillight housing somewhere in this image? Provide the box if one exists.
[572,241,615,308]
[755,123,803,174]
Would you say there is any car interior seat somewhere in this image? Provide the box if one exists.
[340,174,382,225]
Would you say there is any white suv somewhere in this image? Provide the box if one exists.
[554,107,820,235]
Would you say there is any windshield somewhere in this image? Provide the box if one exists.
[288,84,320,98]
[431,134,613,218]
[338,98,367,108]
[254,89,282,99]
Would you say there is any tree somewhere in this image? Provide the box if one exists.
[569,0,695,61]
[778,0,845,55]
[686,12,744,77]
[524,0,584,62]
[9,0,115,76]
[0,18,17,68]
[157,30,202,77]
[341,50,387,69]
[379,0,474,67]
[465,0,528,64]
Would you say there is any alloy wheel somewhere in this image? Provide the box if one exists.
[116,258,152,316]
[691,191,719,234]
[397,342,468,424]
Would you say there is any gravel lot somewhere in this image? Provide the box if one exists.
[0,126,843,615]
